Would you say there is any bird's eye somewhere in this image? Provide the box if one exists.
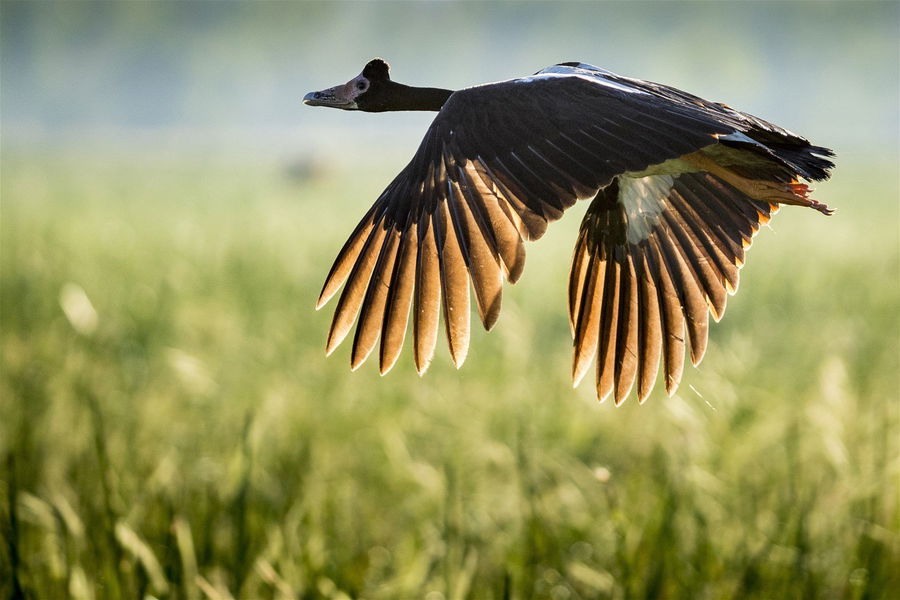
[357,81,367,91]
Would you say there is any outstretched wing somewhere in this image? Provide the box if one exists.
[569,171,778,405]
[318,71,752,375]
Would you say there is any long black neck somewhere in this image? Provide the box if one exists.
[371,82,454,112]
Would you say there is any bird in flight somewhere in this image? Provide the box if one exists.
[304,58,834,404]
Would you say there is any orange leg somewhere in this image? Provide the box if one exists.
[684,152,833,215]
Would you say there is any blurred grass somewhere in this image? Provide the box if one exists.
[1,152,898,599]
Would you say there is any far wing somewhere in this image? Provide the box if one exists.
[569,171,776,404]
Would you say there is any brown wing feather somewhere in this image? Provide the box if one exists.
[654,222,710,366]
[568,233,588,336]
[648,236,687,396]
[661,200,729,322]
[667,189,740,299]
[462,162,526,283]
[434,197,471,368]
[447,175,504,330]
[613,258,640,405]
[413,214,441,374]
[326,223,388,355]
[595,256,621,402]
[635,251,662,403]
[351,229,401,369]
[380,222,418,374]
[317,203,382,310]
[571,249,603,387]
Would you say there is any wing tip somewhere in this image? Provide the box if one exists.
[379,360,397,376]
[572,355,592,389]
[689,346,706,368]
[315,292,330,311]
[350,351,368,372]
[325,334,341,357]
[379,341,403,376]
[506,260,525,284]
[414,354,432,376]
[664,376,680,397]
[480,299,502,331]
[450,350,468,370]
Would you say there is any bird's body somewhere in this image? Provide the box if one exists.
[304,59,834,404]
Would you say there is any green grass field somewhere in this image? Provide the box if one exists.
[2,152,898,599]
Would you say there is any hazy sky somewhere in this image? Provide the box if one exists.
[2,1,897,162]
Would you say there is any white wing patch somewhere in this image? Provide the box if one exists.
[537,63,615,76]
[517,65,649,95]
[618,175,674,244]
[716,130,763,146]
[514,73,600,85]
[592,76,648,95]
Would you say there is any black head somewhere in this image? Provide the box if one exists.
[304,58,452,112]
[303,58,394,112]
[361,58,390,83]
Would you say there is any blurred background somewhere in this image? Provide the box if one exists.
[2,2,898,598]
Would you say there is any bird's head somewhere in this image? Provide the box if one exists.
[303,58,392,112]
